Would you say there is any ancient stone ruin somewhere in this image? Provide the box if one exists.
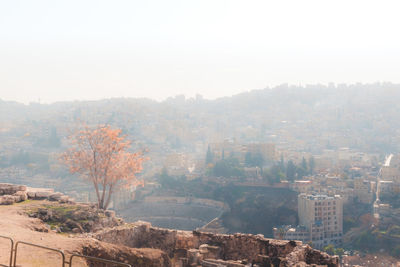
[0,183,72,204]
[90,221,339,267]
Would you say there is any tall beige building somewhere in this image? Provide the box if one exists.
[298,194,343,249]
[273,193,343,250]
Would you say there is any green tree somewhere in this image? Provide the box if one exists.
[279,155,285,173]
[48,127,61,147]
[245,152,264,167]
[206,145,214,164]
[265,164,285,183]
[252,152,264,167]
[296,166,307,179]
[213,158,244,178]
[334,248,344,257]
[323,244,335,255]
[286,160,296,181]
[308,156,315,174]
[301,157,308,174]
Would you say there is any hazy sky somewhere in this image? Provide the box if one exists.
[1,0,399,104]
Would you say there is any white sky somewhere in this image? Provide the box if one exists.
[1,0,399,104]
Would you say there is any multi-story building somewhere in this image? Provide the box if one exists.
[381,154,400,183]
[379,180,395,198]
[354,178,374,204]
[298,194,343,249]
[273,193,343,250]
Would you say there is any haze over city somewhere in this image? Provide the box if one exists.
[1,0,400,104]
[3,1,400,266]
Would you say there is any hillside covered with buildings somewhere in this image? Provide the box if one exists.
[2,83,400,265]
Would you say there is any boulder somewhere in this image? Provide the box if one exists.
[35,191,52,199]
[49,192,64,201]
[0,183,25,195]
[27,191,36,198]
[65,219,84,233]
[72,227,82,233]
[12,195,22,203]
[17,185,27,191]
[58,196,69,203]
[14,191,28,201]
[0,195,15,205]
[37,208,53,221]
[67,198,76,204]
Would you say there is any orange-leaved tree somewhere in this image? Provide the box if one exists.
[62,125,146,210]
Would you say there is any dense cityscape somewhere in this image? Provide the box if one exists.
[2,84,400,265]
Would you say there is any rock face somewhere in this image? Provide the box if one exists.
[95,222,339,267]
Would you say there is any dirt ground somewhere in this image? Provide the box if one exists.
[0,200,91,267]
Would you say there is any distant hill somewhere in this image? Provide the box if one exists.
[2,83,400,154]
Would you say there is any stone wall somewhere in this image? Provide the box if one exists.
[96,222,339,267]
[81,240,172,267]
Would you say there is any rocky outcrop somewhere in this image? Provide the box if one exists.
[28,202,123,233]
[95,222,339,267]
[0,183,74,205]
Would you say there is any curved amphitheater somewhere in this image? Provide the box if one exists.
[117,197,228,230]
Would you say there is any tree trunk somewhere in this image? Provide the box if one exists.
[93,180,101,209]
[104,184,114,210]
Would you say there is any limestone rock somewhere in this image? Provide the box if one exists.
[14,191,28,201]
[58,196,69,203]
[49,192,64,201]
[0,195,15,205]
[35,191,52,199]
[27,191,36,198]
[31,203,123,233]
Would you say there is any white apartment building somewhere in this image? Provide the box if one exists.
[273,193,343,250]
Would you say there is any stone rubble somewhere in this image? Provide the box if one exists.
[0,183,75,205]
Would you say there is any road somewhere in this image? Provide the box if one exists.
[373,154,393,219]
